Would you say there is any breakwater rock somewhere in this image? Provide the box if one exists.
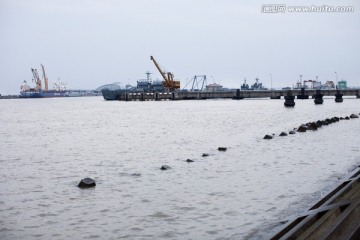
[160,165,171,170]
[263,113,359,140]
[78,178,96,188]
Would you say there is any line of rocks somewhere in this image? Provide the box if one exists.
[160,147,228,170]
[77,113,359,188]
[78,146,229,187]
[264,113,359,140]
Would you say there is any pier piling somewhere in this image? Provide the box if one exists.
[297,88,309,99]
[335,90,343,103]
[314,89,324,104]
[284,90,295,107]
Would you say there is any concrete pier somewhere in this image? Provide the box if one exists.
[114,89,360,101]
[271,167,360,239]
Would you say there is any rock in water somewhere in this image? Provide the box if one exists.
[350,114,359,119]
[186,159,194,163]
[202,153,210,157]
[279,132,288,136]
[316,120,323,126]
[297,125,307,132]
[78,178,96,188]
[263,134,273,139]
[160,165,171,170]
[218,147,227,151]
[289,130,296,135]
[306,122,318,131]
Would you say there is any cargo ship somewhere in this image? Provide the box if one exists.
[20,64,68,98]
[101,72,166,100]
[102,56,180,100]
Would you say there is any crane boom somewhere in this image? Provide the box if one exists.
[31,68,37,83]
[31,68,42,91]
[150,56,168,82]
[41,64,49,91]
[150,56,180,90]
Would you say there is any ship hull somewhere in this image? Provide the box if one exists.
[101,89,125,100]
[20,90,68,98]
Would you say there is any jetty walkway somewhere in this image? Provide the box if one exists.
[117,89,360,101]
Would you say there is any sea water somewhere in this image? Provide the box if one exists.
[0,97,359,239]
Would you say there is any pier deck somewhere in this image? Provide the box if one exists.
[117,89,360,101]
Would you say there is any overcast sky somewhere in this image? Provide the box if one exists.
[0,0,359,94]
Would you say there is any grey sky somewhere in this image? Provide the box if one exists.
[1,0,359,94]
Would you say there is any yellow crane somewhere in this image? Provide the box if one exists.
[150,56,180,90]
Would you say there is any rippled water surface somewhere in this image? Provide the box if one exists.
[1,97,360,239]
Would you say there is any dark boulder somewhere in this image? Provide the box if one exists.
[202,153,210,157]
[340,117,344,120]
[289,130,296,135]
[345,116,350,120]
[160,165,171,170]
[350,114,359,119]
[297,125,307,132]
[279,132,288,136]
[321,120,329,125]
[263,134,273,139]
[306,122,318,131]
[218,147,227,151]
[186,159,194,163]
[316,120,323,126]
[333,117,340,121]
[325,118,333,124]
[78,178,96,188]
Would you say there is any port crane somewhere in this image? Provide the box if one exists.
[150,56,180,91]
[41,64,49,91]
[31,68,42,91]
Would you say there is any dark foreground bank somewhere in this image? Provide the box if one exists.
[271,166,360,239]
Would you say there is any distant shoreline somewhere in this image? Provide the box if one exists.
[0,95,20,99]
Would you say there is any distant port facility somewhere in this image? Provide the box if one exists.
[100,56,359,101]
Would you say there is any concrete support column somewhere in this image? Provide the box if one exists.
[297,87,309,99]
[314,89,324,104]
[335,90,343,103]
[284,90,295,107]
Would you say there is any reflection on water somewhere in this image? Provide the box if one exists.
[0,97,359,239]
